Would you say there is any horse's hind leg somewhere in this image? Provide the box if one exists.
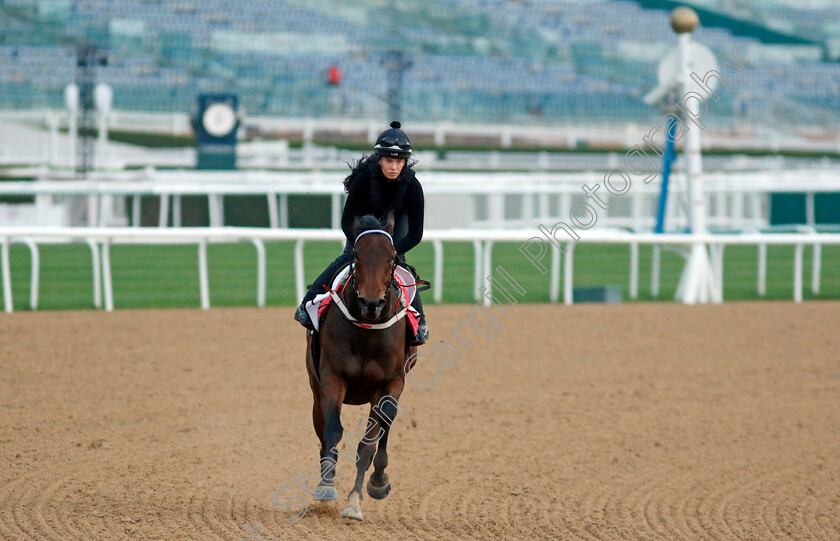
[340,410,382,521]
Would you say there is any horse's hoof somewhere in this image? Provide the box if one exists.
[366,475,391,500]
[313,483,337,501]
[340,503,364,521]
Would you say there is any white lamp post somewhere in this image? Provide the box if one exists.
[64,83,79,170]
[94,83,113,167]
[670,7,720,304]
[644,7,721,304]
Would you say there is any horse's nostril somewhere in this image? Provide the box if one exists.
[358,296,385,315]
[358,297,378,311]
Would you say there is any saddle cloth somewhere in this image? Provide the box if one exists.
[304,265,419,334]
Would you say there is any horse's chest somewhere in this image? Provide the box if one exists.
[342,357,389,382]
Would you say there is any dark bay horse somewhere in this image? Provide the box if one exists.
[305,212,418,521]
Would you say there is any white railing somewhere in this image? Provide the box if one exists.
[2,168,839,231]
[4,109,839,155]
[2,227,838,314]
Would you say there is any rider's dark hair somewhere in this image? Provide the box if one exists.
[343,154,417,193]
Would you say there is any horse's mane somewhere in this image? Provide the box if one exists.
[353,215,385,239]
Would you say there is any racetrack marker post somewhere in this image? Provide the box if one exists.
[674,9,719,304]
[644,7,720,304]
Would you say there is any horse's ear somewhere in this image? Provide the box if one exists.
[352,216,363,238]
[382,210,395,236]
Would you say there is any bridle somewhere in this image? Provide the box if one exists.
[349,229,399,300]
[329,229,408,330]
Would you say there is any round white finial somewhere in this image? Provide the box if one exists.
[94,83,113,114]
[671,6,699,34]
[64,83,79,112]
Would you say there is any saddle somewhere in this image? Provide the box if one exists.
[304,265,421,334]
[306,265,422,378]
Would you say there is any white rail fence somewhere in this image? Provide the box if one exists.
[2,168,839,231]
[2,227,838,314]
[4,109,840,159]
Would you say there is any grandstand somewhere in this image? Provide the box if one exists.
[668,0,840,57]
[1,0,839,132]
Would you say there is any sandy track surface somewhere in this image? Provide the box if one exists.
[2,302,839,540]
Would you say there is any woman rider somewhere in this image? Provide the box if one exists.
[294,121,428,346]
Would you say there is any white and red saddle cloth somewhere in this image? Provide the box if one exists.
[304,265,420,334]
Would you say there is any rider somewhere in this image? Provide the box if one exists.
[294,121,429,346]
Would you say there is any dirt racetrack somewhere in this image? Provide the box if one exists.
[2,302,839,540]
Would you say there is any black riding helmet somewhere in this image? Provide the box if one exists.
[374,121,412,158]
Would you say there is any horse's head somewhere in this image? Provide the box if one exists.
[351,211,397,321]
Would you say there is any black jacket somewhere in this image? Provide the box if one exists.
[342,157,424,254]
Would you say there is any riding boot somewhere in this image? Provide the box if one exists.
[293,304,315,330]
[408,292,428,346]
[294,243,353,330]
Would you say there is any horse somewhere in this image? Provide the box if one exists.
[305,211,418,521]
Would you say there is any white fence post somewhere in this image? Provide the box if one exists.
[757,243,767,297]
[295,239,306,303]
[651,244,661,298]
[812,243,822,295]
[279,194,289,229]
[267,193,279,229]
[198,240,209,309]
[102,239,114,312]
[433,239,443,304]
[1,237,11,313]
[158,195,169,228]
[19,239,39,310]
[252,239,266,308]
[482,241,494,307]
[564,243,575,306]
[331,194,342,230]
[173,195,182,227]
[86,239,102,308]
[472,240,483,302]
[794,243,804,304]
[549,244,561,303]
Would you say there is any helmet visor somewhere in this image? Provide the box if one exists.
[378,136,411,150]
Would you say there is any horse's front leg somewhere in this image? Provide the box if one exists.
[314,372,346,501]
[367,383,404,500]
[340,409,383,520]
